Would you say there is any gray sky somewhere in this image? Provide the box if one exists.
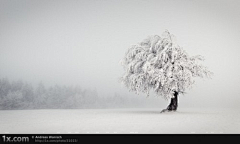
[1,0,240,108]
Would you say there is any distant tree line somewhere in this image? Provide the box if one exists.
[0,78,159,110]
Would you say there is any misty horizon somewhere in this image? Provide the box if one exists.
[1,0,240,109]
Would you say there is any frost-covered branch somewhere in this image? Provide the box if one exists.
[120,30,213,99]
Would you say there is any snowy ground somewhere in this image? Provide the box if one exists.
[0,108,239,134]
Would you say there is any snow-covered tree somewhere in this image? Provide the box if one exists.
[120,30,213,112]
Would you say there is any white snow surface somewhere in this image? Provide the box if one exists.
[0,108,239,134]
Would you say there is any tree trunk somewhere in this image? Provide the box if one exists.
[161,91,178,113]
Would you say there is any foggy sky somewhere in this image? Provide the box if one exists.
[1,0,240,108]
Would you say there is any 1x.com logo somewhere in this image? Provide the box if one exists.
[2,135,29,143]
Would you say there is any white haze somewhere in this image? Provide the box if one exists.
[1,0,240,109]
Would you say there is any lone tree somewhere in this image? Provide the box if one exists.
[120,30,213,113]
